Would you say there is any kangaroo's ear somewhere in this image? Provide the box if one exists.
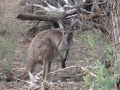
[70,19,78,29]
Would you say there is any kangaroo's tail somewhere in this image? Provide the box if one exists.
[0,71,30,82]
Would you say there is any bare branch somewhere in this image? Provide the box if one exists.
[27,3,64,13]
[94,23,111,35]
[48,64,97,78]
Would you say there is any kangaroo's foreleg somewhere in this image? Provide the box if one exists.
[56,49,69,68]
[62,49,69,68]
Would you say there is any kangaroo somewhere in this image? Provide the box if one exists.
[3,19,77,82]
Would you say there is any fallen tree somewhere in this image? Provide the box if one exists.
[17,0,111,43]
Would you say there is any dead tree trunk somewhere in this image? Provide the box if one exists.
[110,0,120,89]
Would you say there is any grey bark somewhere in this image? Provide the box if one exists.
[110,0,120,89]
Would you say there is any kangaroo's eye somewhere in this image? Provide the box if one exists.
[64,32,67,34]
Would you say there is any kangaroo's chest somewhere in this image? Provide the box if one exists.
[58,32,73,52]
[59,39,73,52]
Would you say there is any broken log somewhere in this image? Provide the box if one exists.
[16,14,59,21]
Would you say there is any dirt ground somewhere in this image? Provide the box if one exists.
[0,0,109,90]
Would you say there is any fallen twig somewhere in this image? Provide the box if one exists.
[48,64,97,78]
[40,76,62,90]
[48,65,78,75]
[78,65,97,78]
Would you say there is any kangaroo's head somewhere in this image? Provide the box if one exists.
[63,19,78,41]
[57,19,78,52]
[64,19,78,32]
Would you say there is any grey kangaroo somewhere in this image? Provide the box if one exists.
[3,19,77,82]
